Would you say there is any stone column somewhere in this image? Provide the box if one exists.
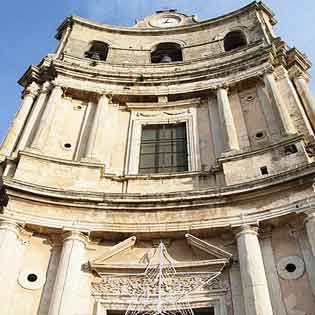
[293,72,315,130]
[264,71,296,135]
[216,86,240,151]
[84,94,110,162]
[236,225,273,315]
[0,220,24,315]
[48,230,88,315]
[31,84,64,151]
[304,212,315,259]
[0,82,39,157]
[15,81,51,153]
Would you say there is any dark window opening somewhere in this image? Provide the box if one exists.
[151,42,183,63]
[27,274,38,283]
[284,144,298,155]
[285,263,297,273]
[260,166,269,175]
[224,31,247,52]
[85,41,109,61]
[255,131,265,139]
[139,123,188,174]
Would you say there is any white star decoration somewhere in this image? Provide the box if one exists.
[125,241,222,315]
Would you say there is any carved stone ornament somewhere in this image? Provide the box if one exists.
[92,273,226,297]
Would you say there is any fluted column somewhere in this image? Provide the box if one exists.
[305,212,315,260]
[0,220,24,315]
[31,84,64,151]
[48,230,88,315]
[236,225,273,315]
[293,72,315,130]
[217,86,239,151]
[84,94,110,162]
[15,81,51,153]
[0,82,39,157]
[264,71,296,135]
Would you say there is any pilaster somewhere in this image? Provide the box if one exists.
[290,67,315,131]
[84,93,110,163]
[260,227,286,315]
[216,86,240,152]
[264,70,296,135]
[304,212,315,260]
[0,82,39,157]
[15,81,52,153]
[31,84,64,151]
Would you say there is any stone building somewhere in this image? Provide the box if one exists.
[1,1,315,314]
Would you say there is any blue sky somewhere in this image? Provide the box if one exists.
[0,0,314,143]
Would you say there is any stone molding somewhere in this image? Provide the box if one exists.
[0,219,25,239]
[61,229,89,246]
[3,159,314,208]
[22,82,40,99]
[304,212,315,225]
[186,233,232,260]
[90,236,136,266]
[235,224,259,239]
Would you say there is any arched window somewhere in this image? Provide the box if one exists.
[224,31,247,52]
[151,42,183,64]
[85,41,109,61]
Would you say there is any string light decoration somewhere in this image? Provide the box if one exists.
[125,241,222,315]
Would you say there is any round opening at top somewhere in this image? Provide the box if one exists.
[64,143,72,149]
[27,274,38,283]
[255,132,264,139]
[285,263,297,273]
[77,105,82,110]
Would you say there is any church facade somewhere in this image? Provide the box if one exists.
[1,2,315,314]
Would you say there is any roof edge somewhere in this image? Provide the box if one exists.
[54,1,276,36]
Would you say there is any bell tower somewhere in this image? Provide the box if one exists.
[1,2,315,315]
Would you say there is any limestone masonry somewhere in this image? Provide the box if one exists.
[1,2,315,314]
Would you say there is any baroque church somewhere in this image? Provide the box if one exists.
[1,2,315,314]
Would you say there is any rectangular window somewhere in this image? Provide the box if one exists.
[139,123,188,174]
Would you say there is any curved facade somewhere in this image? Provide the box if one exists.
[1,2,315,314]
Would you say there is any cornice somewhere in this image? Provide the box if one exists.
[52,53,271,97]
[219,134,303,162]
[1,196,314,234]
[55,2,269,37]
[3,162,315,210]
[56,41,268,82]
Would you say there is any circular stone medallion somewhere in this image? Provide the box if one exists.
[277,256,305,280]
[18,269,46,290]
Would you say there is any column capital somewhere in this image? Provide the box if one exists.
[61,229,89,246]
[215,83,230,91]
[22,82,40,99]
[289,66,310,82]
[98,92,112,104]
[40,81,52,94]
[235,224,259,239]
[304,211,315,225]
[51,83,65,93]
[0,219,25,238]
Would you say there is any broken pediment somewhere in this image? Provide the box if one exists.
[89,235,232,274]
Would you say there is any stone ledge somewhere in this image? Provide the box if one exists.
[3,162,315,208]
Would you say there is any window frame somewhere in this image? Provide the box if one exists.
[125,109,201,176]
[138,123,189,174]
